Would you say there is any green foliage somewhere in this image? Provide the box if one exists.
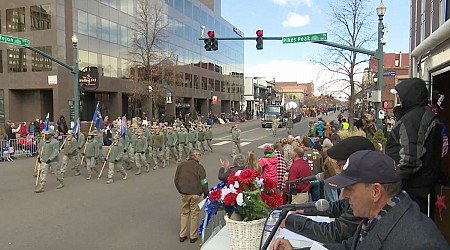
[236,185,270,222]
[371,129,387,152]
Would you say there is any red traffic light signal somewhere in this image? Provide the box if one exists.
[207,30,215,38]
[256,29,263,50]
[383,100,393,109]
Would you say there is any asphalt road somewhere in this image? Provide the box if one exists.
[0,112,340,250]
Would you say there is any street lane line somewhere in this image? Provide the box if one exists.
[215,127,261,140]
[241,142,251,147]
[212,141,231,146]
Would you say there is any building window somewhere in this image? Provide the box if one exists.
[78,10,97,37]
[0,90,4,123]
[32,46,52,72]
[7,48,27,73]
[6,7,26,32]
[31,4,51,30]
[101,19,110,41]
[100,0,117,9]
[440,0,447,25]
[421,0,426,41]
[101,55,118,77]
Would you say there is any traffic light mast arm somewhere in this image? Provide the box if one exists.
[26,46,75,72]
[197,37,376,55]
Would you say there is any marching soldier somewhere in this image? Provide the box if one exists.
[187,126,198,152]
[286,117,294,136]
[178,126,189,161]
[133,129,149,175]
[106,135,128,184]
[197,125,206,153]
[35,131,63,193]
[60,130,80,177]
[272,117,279,136]
[231,123,242,157]
[166,126,180,163]
[120,129,133,170]
[145,125,153,165]
[84,132,99,180]
[152,126,166,170]
[204,125,213,152]
[94,129,104,163]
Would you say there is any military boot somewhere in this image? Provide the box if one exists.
[106,179,113,184]
[135,169,141,175]
[56,179,65,189]
[86,175,91,180]
[34,185,45,193]
[145,165,150,173]
[74,170,81,176]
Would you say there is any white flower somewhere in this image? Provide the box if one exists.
[228,184,237,194]
[236,193,245,206]
[255,177,264,187]
[221,187,231,200]
[234,181,240,189]
[234,170,242,176]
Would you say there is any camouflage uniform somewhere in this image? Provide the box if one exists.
[106,136,127,184]
[177,127,189,161]
[187,127,199,151]
[84,132,99,180]
[77,132,86,166]
[94,130,104,163]
[197,126,206,153]
[231,125,242,157]
[133,130,149,175]
[60,131,80,177]
[165,127,179,162]
[204,126,213,151]
[151,127,166,170]
[34,131,63,193]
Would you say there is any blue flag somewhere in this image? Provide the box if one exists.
[72,118,80,140]
[92,103,103,131]
[44,113,50,131]
[120,116,127,138]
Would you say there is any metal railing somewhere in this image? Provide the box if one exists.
[0,134,69,161]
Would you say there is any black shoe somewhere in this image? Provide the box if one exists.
[179,236,187,242]
[190,238,198,243]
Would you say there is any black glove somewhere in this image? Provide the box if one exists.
[46,159,51,164]
[38,158,41,163]
[124,150,127,153]
[82,153,85,156]
[141,152,145,155]
[78,147,81,150]
[114,159,119,162]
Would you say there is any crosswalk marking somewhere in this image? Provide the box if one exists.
[212,141,252,147]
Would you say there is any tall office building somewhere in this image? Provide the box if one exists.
[0,0,244,123]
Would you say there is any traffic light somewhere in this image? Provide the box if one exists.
[256,29,263,50]
[383,100,393,109]
[80,83,86,96]
[204,30,218,51]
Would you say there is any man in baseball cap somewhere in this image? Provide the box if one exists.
[275,150,448,250]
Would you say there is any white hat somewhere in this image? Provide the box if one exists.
[322,138,333,148]
[390,88,398,94]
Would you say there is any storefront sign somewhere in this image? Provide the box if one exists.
[79,66,99,90]
[212,95,218,105]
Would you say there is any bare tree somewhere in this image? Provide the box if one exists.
[313,0,376,129]
[128,0,182,117]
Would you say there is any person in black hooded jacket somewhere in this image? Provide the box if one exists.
[386,78,442,218]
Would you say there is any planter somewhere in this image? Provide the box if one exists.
[224,215,266,250]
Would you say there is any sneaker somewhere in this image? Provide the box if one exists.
[153,166,158,170]
[74,171,80,176]
[122,173,128,180]
[56,183,65,189]
[106,179,113,184]
[86,175,91,180]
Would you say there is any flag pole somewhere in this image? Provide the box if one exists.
[81,102,99,165]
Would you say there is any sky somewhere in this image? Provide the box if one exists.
[221,0,410,96]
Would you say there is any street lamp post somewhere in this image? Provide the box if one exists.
[375,2,386,128]
[72,35,80,123]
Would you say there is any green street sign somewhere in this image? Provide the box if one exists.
[0,34,30,47]
[282,33,327,44]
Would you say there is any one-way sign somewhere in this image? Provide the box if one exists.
[0,34,30,47]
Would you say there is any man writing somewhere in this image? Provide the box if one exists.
[273,150,448,249]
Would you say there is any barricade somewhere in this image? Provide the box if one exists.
[200,204,226,245]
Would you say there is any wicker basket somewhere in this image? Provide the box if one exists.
[224,215,266,250]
